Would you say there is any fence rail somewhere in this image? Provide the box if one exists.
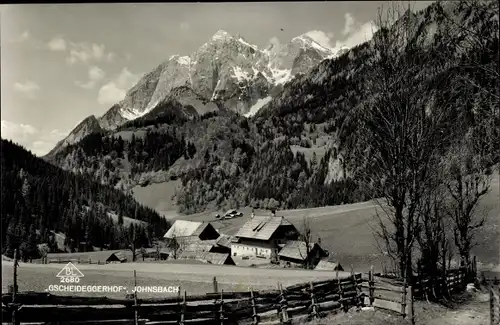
[491,285,500,325]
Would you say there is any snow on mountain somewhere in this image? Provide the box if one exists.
[244,96,273,117]
[51,29,341,154]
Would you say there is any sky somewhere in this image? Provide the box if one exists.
[0,1,433,156]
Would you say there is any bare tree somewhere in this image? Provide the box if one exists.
[415,164,452,299]
[443,136,491,267]
[298,216,313,269]
[359,2,456,281]
[438,0,500,179]
[168,235,187,260]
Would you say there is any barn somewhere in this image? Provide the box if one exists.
[164,220,220,241]
[278,241,328,268]
[232,215,299,260]
[106,251,127,263]
[314,259,344,272]
[214,235,234,254]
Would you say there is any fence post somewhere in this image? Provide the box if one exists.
[350,264,360,308]
[278,282,290,324]
[401,275,407,319]
[309,281,318,320]
[408,285,414,325]
[369,266,374,307]
[213,276,218,293]
[219,289,224,325]
[250,287,259,325]
[180,290,186,325]
[336,268,346,312]
[133,270,138,325]
[490,287,494,325]
[11,249,19,325]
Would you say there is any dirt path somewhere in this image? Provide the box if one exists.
[419,292,489,325]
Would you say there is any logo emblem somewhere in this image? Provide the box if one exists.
[56,262,84,283]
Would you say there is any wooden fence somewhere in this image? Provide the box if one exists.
[412,267,470,299]
[360,268,414,323]
[30,257,107,265]
[491,285,500,325]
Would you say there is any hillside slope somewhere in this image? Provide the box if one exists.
[0,139,169,260]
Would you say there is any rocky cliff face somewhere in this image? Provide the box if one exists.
[48,29,338,156]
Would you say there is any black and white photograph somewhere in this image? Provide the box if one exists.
[1,1,499,324]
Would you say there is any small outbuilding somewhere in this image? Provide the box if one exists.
[314,259,344,272]
[106,251,127,263]
[278,241,327,268]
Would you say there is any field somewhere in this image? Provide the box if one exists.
[132,179,181,216]
[169,172,500,273]
[1,260,351,298]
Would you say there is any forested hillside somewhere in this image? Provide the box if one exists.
[1,139,170,260]
[51,110,367,214]
[47,0,498,214]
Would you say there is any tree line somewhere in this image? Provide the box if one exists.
[1,139,170,261]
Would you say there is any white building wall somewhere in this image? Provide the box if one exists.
[231,241,276,259]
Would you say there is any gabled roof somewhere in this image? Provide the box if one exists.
[315,260,344,271]
[182,240,216,253]
[198,252,233,265]
[216,235,234,249]
[235,216,294,241]
[191,222,213,237]
[278,241,323,260]
[164,220,204,238]
[107,251,127,261]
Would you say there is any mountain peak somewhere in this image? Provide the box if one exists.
[211,29,232,41]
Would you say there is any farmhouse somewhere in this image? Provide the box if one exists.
[163,220,219,241]
[314,259,344,272]
[278,241,328,268]
[232,215,299,260]
[214,235,234,254]
[106,251,127,263]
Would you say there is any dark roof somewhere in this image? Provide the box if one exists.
[235,216,294,241]
[107,251,127,261]
[191,222,213,237]
[315,260,344,271]
[278,241,323,260]
[216,235,234,249]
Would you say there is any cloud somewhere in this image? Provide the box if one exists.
[13,81,40,98]
[65,42,114,65]
[88,66,106,81]
[340,22,377,50]
[47,37,67,51]
[330,13,377,54]
[304,30,334,48]
[342,13,356,36]
[97,68,140,105]
[1,120,66,156]
[180,22,190,31]
[76,65,106,89]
